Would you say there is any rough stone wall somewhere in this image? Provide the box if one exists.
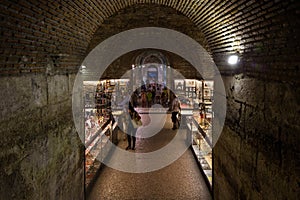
[214,75,299,200]
[211,1,300,199]
[0,73,84,199]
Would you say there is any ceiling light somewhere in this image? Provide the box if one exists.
[228,55,239,65]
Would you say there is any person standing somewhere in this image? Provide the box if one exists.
[146,90,152,108]
[131,91,139,107]
[126,104,142,150]
[141,90,147,108]
[171,95,181,130]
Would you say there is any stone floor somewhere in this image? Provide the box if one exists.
[87,113,212,200]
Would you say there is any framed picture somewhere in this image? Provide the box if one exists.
[185,79,196,87]
[110,80,115,86]
[204,88,211,97]
[204,80,213,88]
[147,71,158,82]
[174,79,184,91]
[196,80,201,88]
[119,79,128,86]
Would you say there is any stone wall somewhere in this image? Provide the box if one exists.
[211,1,300,198]
[213,74,299,199]
[0,73,84,199]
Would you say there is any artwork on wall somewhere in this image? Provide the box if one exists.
[147,71,158,81]
[110,79,115,86]
[174,79,184,91]
[204,88,211,98]
[185,79,196,87]
[204,81,213,88]
[119,79,128,86]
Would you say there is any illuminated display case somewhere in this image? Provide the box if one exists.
[187,113,213,189]
[186,79,214,191]
[83,80,126,190]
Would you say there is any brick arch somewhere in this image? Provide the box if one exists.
[87,4,210,55]
[1,0,298,81]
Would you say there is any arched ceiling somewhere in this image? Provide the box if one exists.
[0,0,299,80]
[101,49,202,80]
[87,4,210,55]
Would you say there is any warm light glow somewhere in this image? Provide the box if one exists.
[228,55,238,65]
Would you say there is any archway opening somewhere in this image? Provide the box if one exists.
[81,48,216,193]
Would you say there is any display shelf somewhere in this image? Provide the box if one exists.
[85,121,111,156]
[190,117,212,147]
[85,119,110,147]
[84,80,115,190]
[85,120,113,188]
[187,115,213,190]
[190,88,213,177]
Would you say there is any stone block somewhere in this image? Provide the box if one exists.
[231,75,265,108]
[0,75,47,120]
[47,74,70,104]
[0,100,84,199]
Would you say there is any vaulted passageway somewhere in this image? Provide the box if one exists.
[0,1,299,200]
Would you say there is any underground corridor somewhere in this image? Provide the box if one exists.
[0,1,299,200]
[82,49,217,199]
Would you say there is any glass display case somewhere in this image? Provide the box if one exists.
[186,79,214,191]
[187,113,213,189]
[85,121,113,188]
[83,80,127,190]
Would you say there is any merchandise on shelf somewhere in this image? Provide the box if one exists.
[186,79,214,189]
[83,79,129,190]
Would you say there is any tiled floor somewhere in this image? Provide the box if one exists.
[87,113,212,200]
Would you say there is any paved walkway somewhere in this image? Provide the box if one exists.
[87,112,212,200]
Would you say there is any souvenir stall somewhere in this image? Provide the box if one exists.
[84,79,129,190]
[184,79,214,190]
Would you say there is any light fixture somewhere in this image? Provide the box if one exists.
[132,64,135,69]
[228,55,239,65]
[81,65,86,69]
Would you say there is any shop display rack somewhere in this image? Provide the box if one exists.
[185,79,214,192]
[84,79,129,191]
[187,115,213,190]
